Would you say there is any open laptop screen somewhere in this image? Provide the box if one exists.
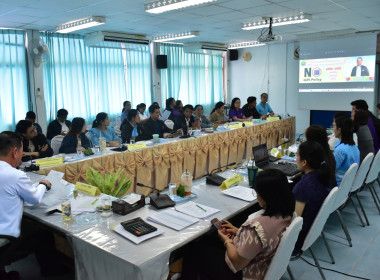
[252,144,270,166]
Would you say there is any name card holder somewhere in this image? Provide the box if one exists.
[220,174,243,190]
[75,182,101,196]
[35,157,63,168]
[127,142,147,151]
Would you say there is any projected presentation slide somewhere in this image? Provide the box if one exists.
[299,55,375,89]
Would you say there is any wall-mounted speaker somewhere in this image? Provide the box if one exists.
[228,49,238,61]
[156,55,167,69]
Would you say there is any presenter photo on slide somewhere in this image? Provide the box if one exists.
[351,57,369,77]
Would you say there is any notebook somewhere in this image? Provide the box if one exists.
[148,209,199,231]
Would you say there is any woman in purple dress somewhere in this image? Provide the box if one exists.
[229,98,249,122]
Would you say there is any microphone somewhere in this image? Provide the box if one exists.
[24,146,39,172]
[205,162,236,186]
[136,183,175,209]
[208,162,236,175]
[296,133,304,142]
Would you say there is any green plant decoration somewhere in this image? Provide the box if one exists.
[86,167,132,198]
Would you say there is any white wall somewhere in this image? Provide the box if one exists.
[228,42,310,134]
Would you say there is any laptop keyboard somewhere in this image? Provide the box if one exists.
[261,162,300,176]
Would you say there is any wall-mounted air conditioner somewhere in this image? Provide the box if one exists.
[85,31,150,49]
[183,42,227,54]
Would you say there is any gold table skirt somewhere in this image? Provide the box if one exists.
[38,118,295,196]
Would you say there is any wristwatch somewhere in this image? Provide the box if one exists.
[39,182,50,191]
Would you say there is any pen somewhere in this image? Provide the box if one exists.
[91,198,99,205]
[196,204,207,212]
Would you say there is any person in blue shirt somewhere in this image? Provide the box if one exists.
[59,117,91,154]
[120,101,131,122]
[256,93,274,119]
[90,113,121,147]
[333,114,360,186]
[292,141,332,255]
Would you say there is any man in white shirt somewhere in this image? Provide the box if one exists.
[0,132,62,279]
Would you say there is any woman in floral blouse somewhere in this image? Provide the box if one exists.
[183,169,295,280]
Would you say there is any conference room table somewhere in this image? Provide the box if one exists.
[23,117,296,280]
[25,168,258,280]
[35,117,295,196]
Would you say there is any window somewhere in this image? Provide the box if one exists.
[0,29,29,132]
[160,43,223,114]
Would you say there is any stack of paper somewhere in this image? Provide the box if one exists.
[175,201,220,219]
[148,209,199,231]
[113,224,164,244]
[222,186,257,202]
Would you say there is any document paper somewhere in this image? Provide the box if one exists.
[222,186,257,202]
[175,201,220,219]
[148,209,199,231]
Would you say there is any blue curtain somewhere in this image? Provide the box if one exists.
[160,43,223,114]
[0,30,29,132]
[41,33,151,124]
[125,45,152,109]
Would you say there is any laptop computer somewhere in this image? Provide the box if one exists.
[252,144,300,176]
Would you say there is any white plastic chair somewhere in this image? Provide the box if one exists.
[329,163,358,247]
[364,150,380,214]
[263,216,303,280]
[289,187,339,280]
[349,153,374,226]
[51,135,64,155]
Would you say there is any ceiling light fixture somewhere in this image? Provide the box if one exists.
[56,16,106,34]
[153,31,199,42]
[228,41,265,49]
[145,0,216,14]
[241,13,311,30]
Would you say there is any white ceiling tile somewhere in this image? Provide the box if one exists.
[217,0,269,10]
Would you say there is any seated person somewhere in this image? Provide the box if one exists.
[292,141,332,255]
[194,105,213,129]
[328,112,350,151]
[25,111,43,135]
[136,103,149,123]
[16,120,53,162]
[182,169,295,280]
[120,109,143,144]
[140,104,173,140]
[0,132,66,279]
[59,117,91,154]
[242,96,261,119]
[164,97,181,122]
[351,99,379,153]
[175,100,184,113]
[120,101,131,122]
[46,109,72,140]
[305,125,337,187]
[256,93,274,119]
[174,104,200,131]
[89,113,121,147]
[210,102,228,124]
[353,110,374,163]
[333,114,360,186]
[229,98,249,122]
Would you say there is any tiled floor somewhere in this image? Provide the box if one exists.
[282,183,380,280]
[7,184,380,280]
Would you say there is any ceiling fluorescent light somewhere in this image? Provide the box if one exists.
[228,41,265,49]
[242,13,311,30]
[153,31,199,42]
[145,0,216,14]
[56,16,106,33]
